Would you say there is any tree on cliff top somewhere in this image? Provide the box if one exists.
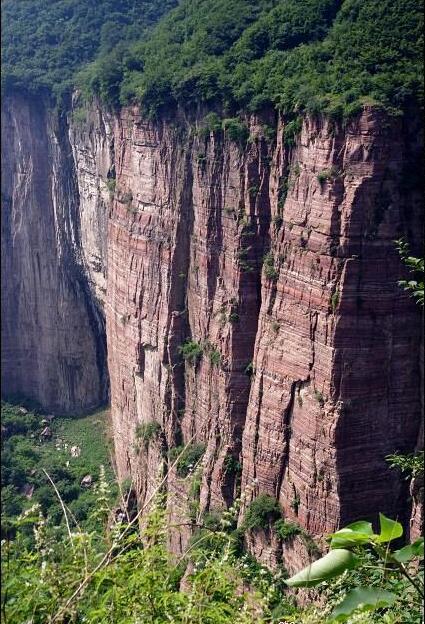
[1,0,177,104]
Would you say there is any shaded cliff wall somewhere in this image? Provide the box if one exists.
[105,105,423,564]
[1,93,109,414]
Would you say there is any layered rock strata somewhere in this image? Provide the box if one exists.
[105,105,423,565]
[2,93,422,568]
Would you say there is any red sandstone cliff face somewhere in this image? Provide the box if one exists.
[2,92,422,568]
[105,105,423,565]
[1,94,108,413]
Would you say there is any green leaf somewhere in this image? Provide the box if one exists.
[330,528,374,549]
[285,549,359,588]
[331,587,397,621]
[393,537,424,563]
[343,521,374,535]
[376,513,403,543]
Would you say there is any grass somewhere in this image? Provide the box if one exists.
[1,402,115,533]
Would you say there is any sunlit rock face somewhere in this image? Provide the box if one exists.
[2,93,422,567]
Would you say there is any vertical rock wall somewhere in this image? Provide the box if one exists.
[1,93,108,414]
[2,92,422,567]
[105,105,423,562]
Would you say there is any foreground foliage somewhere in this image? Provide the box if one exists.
[285,514,424,623]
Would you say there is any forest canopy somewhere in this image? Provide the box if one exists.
[2,0,424,117]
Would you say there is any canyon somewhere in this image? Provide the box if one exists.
[1,92,423,572]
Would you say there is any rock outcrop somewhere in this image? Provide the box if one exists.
[1,93,108,414]
[105,105,423,564]
[2,93,423,567]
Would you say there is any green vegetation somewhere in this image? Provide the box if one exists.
[80,0,423,118]
[222,117,250,145]
[331,290,340,312]
[285,513,424,623]
[197,112,222,139]
[178,339,203,364]
[105,177,116,195]
[386,451,424,479]
[223,455,242,477]
[1,494,294,623]
[263,252,279,280]
[4,1,422,121]
[395,239,424,305]
[1,402,115,537]
[242,494,281,531]
[209,348,222,367]
[135,421,162,446]
[1,0,177,104]
[317,166,340,184]
[274,519,302,541]
[2,403,422,622]
[284,117,303,146]
[169,443,206,477]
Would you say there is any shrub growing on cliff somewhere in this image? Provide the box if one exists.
[135,421,161,446]
[178,340,203,364]
[274,519,302,541]
[169,443,206,477]
[242,494,281,531]
[386,451,424,479]
[222,118,249,146]
[263,253,278,280]
[198,112,222,139]
[395,239,424,306]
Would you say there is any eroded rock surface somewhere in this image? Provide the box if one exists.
[105,106,423,561]
[1,93,108,414]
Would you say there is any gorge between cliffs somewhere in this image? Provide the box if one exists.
[1,90,423,577]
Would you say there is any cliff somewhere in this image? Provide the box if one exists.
[105,104,423,565]
[1,94,423,569]
[1,93,109,414]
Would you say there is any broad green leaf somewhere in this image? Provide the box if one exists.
[376,513,403,543]
[343,520,374,535]
[393,537,424,563]
[330,528,374,549]
[285,549,358,588]
[330,587,397,621]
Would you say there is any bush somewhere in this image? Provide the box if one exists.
[198,112,222,139]
[263,253,278,280]
[168,443,206,477]
[135,422,161,446]
[283,117,302,146]
[242,494,281,531]
[209,349,221,367]
[222,118,249,146]
[178,340,203,364]
[274,519,302,541]
[317,166,339,184]
[223,455,241,476]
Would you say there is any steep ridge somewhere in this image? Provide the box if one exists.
[1,92,422,570]
[104,104,423,566]
[1,93,109,414]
